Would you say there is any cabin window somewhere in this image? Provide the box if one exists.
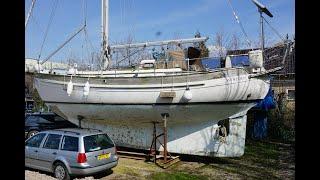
[286,89,295,100]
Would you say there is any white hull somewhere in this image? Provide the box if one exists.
[34,69,269,104]
[34,68,270,157]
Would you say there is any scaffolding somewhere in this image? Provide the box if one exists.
[147,113,180,169]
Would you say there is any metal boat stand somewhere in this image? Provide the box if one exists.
[147,113,180,169]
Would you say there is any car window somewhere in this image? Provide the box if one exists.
[26,133,46,148]
[61,136,79,152]
[84,134,114,152]
[43,134,62,150]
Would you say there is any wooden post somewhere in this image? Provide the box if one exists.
[153,122,157,163]
[161,113,169,163]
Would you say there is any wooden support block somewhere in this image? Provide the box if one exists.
[160,91,176,98]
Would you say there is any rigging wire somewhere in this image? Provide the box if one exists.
[130,0,136,37]
[30,14,44,35]
[82,0,98,69]
[262,16,285,42]
[81,0,86,66]
[82,0,87,25]
[120,0,123,27]
[226,0,253,50]
[40,24,86,65]
[127,0,134,36]
[116,47,146,65]
[124,0,126,28]
[79,0,93,69]
[84,28,95,57]
[37,0,59,61]
[82,0,95,59]
[25,0,37,29]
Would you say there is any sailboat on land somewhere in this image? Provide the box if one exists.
[33,0,287,157]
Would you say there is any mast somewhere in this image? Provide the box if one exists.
[101,0,109,70]
[259,9,265,51]
[251,0,273,57]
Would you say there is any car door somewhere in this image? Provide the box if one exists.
[25,133,47,169]
[37,133,62,172]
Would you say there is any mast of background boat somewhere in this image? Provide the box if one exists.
[253,0,291,67]
[260,9,265,51]
[251,0,273,56]
[25,0,36,29]
[248,0,288,77]
[101,0,109,70]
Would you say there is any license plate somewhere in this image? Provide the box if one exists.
[97,153,111,160]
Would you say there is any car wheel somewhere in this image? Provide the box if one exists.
[27,130,39,139]
[54,162,70,180]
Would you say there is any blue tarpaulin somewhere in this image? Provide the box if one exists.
[252,111,268,139]
[201,56,250,70]
[251,84,276,139]
[201,58,221,69]
[254,85,276,110]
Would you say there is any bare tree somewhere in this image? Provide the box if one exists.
[229,33,240,50]
[214,29,230,58]
[173,31,181,40]
[110,33,151,68]
[126,34,134,66]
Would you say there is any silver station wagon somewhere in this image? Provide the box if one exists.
[25,128,118,180]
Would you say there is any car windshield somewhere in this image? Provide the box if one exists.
[84,134,114,152]
[26,116,53,124]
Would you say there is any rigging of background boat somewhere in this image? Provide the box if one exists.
[28,0,292,157]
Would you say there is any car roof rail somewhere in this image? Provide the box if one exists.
[79,127,103,132]
[54,129,81,135]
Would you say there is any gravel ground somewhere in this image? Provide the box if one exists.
[25,140,295,180]
[25,169,107,180]
[25,169,56,180]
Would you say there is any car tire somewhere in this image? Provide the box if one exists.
[27,130,39,139]
[54,162,70,180]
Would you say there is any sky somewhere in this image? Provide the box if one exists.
[25,0,295,64]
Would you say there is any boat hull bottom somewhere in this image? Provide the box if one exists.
[48,103,253,157]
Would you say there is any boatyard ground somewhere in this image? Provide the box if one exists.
[25,139,295,180]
